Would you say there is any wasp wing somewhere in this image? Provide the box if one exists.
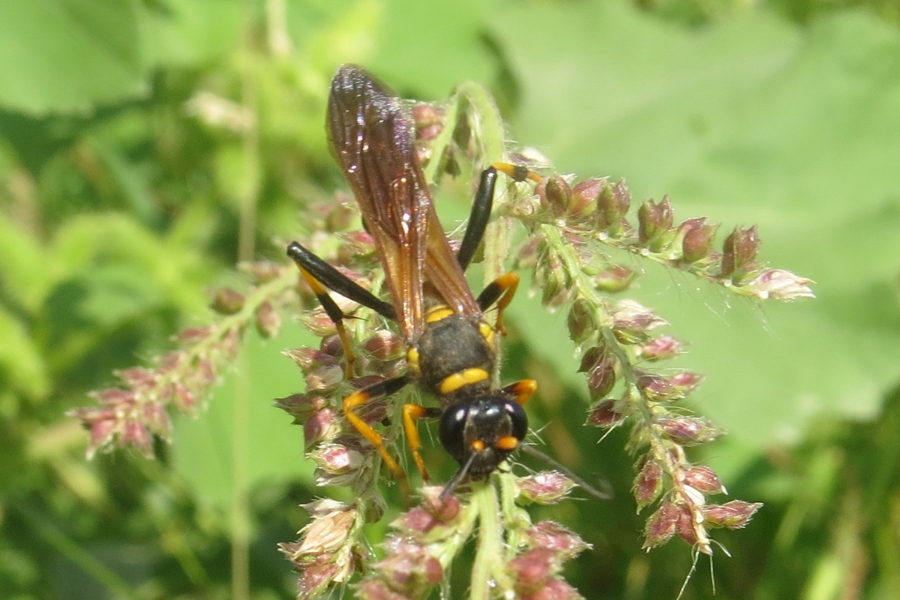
[327,65,479,341]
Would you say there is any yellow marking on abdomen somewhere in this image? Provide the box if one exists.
[406,347,420,375]
[425,306,454,323]
[439,368,489,395]
[478,322,495,348]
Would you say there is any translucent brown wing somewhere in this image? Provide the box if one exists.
[326,65,479,341]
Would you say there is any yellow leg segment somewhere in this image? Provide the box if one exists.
[343,390,407,491]
[402,404,432,482]
[299,266,357,379]
[503,379,538,405]
[490,162,544,184]
[491,272,519,336]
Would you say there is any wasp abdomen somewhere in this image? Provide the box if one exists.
[414,315,495,405]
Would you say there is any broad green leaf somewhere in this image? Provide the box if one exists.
[493,2,900,445]
[0,307,50,400]
[52,213,213,314]
[0,212,53,313]
[369,0,495,97]
[172,328,316,511]
[44,265,165,332]
[0,0,145,115]
[140,0,242,68]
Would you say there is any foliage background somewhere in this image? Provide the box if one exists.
[2,0,899,598]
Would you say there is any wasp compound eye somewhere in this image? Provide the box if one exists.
[439,404,469,463]
[502,399,528,443]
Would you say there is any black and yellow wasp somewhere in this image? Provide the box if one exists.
[287,65,541,494]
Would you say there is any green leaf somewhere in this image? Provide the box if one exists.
[0,212,53,313]
[0,0,145,115]
[172,327,317,511]
[0,307,50,400]
[369,0,495,97]
[493,3,900,445]
[140,0,242,68]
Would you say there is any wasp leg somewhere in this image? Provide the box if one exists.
[490,162,543,184]
[457,167,498,271]
[501,379,538,405]
[457,163,542,272]
[476,271,520,335]
[287,242,396,378]
[402,404,443,482]
[343,376,411,489]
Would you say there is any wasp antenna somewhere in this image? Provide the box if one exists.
[520,445,614,501]
[440,451,479,501]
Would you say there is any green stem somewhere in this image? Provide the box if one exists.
[471,481,502,600]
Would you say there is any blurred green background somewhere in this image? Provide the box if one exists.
[2,0,900,598]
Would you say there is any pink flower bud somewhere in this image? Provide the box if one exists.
[142,402,172,440]
[670,371,703,395]
[311,443,363,474]
[418,486,462,522]
[340,230,377,256]
[375,540,443,592]
[320,334,346,358]
[657,416,722,445]
[520,578,582,600]
[638,196,673,251]
[241,260,281,284]
[596,178,631,232]
[523,522,589,560]
[643,502,679,549]
[176,326,212,344]
[636,373,676,402]
[255,301,281,339]
[594,265,634,293]
[586,399,624,428]
[542,175,573,217]
[509,548,558,594]
[283,347,341,373]
[721,225,760,278]
[579,346,617,400]
[393,508,441,534]
[122,419,154,458]
[634,459,663,508]
[325,203,354,233]
[87,417,118,456]
[363,330,406,361]
[172,382,197,413]
[89,388,134,405]
[304,408,337,449]
[305,363,344,392]
[211,287,245,315]
[301,308,339,338]
[295,504,356,556]
[684,465,726,495]
[273,392,327,421]
[517,472,576,504]
[115,367,156,389]
[357,577,406,600]
[567,298,599,343]
[639,336,683,361]
[703,501,763,529]
[746,269,815,301]
[412,103,444,129]
[569,178,603,218]
[296,559,341,598]
[676,504,701,547]
[612,300,667,342]
[679,217,718,263]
